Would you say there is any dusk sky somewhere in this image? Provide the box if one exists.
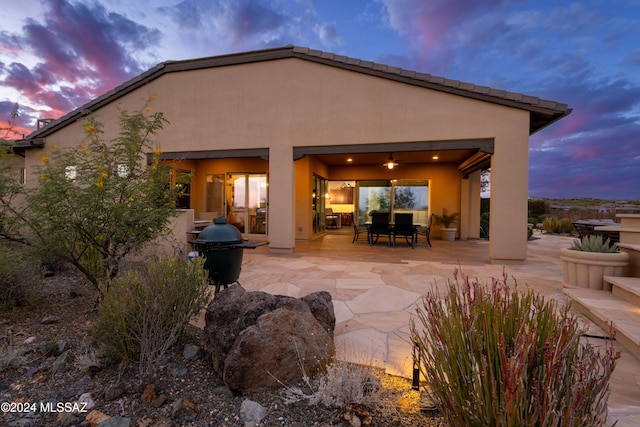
[1,0,639,200]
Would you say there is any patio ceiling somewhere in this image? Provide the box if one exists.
[313,149,476,167]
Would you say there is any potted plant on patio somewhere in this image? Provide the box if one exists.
[560,234,629,290]
[434,209,459,241]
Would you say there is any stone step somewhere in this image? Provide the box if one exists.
[564,287,640,360]
[619,243,640,252]
[619,214,640,229]
[620,228,640,245]
[607,276,640,308]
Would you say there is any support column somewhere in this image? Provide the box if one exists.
[489,133,529,263]
[267,145,295,253]
[460,170,481,240]
[460,177,470,240]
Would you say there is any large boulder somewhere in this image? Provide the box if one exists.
[203,284,335,393]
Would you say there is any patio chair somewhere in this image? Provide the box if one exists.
[325,208,339,229]
[351,213,367,243]
[415,213,434,247]
[393,213,416,248]
[369,212,392,246]
[572,222,594,239]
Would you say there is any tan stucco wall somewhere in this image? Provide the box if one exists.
[25,57,531,260]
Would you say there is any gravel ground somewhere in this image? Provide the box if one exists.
[0,266,446,426]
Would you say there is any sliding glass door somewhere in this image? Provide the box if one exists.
[358,180,429,224]
[226,173,268,235]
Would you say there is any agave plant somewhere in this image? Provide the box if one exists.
[570,234,618,253]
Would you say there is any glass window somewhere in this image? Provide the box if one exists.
[357,180,429,224]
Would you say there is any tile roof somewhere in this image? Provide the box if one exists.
[23,45,570,141]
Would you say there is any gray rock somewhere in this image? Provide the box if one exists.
[24,366,39,378]
[22,336,36,345]
[40,315,59,324]
[57,412,79,426]
[167,362,187,377]
[239,399,268,427]
[52,350,73,374]
[8,418,35,427]
[78,392,95,411]
[104,384,125,401]
[56,340,71,355]
[0,349,24,370]
[97,416,131,427]
[60,389,78,400]
[38,340,57,356]
[38,339,69,357]
[74,375,92,388]
[182,344,203,361]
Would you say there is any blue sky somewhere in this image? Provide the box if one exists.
[1,0,639,200]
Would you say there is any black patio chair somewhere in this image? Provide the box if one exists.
[368,212,392,246]
[415,213,434,247]
[393,213,416,248]
[351,212,367,243]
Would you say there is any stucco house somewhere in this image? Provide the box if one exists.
[14,45,570,263]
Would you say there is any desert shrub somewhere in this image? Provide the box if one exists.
[92,256,209,380]
[281,360,381,409]
[559,218,574,233]
[24,103,183,288]
[543,217,574,234]
[411,272,618,427]
[542,216,559,233]
[527,217,538,225]
[0,243,43,309]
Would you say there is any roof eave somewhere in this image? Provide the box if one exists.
[23,45,570,140]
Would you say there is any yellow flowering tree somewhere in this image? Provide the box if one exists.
[26,105,183,288]
[0,104,27,242]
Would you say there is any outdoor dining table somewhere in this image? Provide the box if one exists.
[572,219,620,243]
[364,222,425,246]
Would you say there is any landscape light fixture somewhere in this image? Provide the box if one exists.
[384,153,399,170]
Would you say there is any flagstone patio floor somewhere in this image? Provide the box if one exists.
[201,231,640,426]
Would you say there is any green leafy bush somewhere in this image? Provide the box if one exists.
[411,272,618,427]
[92,256,210,380]
[570,235,618,253]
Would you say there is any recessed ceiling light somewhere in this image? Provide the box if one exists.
[432,155,439,160]
[347,158,353,162]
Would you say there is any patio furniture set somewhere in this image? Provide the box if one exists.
[353,212,434,248]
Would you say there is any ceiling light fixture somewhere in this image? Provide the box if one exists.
[384,153,399,170]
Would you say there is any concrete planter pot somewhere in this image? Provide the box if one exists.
[441,228,456,242]
[560,247,629,290]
